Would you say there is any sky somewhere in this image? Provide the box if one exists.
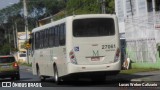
[0,0,20,10]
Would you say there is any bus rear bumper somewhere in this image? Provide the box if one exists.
[67,62,121,75]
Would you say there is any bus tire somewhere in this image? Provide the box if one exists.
[37,68,45,82]
[54,65,61,84]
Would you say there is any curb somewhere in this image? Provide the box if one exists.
[130,79,142,82]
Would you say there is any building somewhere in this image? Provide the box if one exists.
[115,0,160,69]
[18,32,27,53]
[16,32,30,62]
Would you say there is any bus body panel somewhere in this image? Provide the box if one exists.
[31,14,121,79]
[67,60,121,74]
[72,37,119,65]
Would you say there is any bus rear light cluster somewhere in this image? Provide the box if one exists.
[114,48,120,62]
[69,50,77,64]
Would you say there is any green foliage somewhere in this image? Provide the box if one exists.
[66,0,115,15]
[0,0,115,55]
[0,42,19,55]
[0,43,11,55]
[0,0,66,31]
[120,68,160,74]
[0,0,115,31]
[26,0,66,18]
[66,0,101,15]
[106,0,115,13]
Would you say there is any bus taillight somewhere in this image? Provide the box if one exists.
[69,50,77,64]
[114,48,120,62]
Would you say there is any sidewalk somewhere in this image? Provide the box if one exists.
[107,70,160,82]
[130,70,160,82]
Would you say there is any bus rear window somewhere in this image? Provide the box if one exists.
[73,18,115,37]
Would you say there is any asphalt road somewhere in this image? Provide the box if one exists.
[18,65,128,87]
[0,65,160,90]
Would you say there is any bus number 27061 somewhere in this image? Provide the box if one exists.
[102,44,116,49]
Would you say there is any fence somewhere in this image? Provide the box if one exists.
[125,12,160,63]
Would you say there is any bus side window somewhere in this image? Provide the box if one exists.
[43,30,46,48]
[42,30,45,48]
[48,28,52,47]
[35,33,37,49]
[40,31,43,48]
[60,23,66,46]
[44,29,47,48]
[35,32,40,49]
[30,33,34,56]
[47,29,49,47]
[45,29,49,48]
[55,26,59,47]
[52,27,55,47]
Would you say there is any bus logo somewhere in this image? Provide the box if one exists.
[93,50,99,56]
[74,47,79,52]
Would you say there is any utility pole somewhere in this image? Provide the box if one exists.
[15,22,18,49]
[23,0,28,41]
[8,30,11,54]
[23,0,29,64]
[12,25,16,49]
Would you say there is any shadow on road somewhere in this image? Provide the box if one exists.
[18,78,33,81]
[112,73,153,81]
[0,73,155,87]
[0,78,20,82]
[0,78,33,82]
[41,73,154,87]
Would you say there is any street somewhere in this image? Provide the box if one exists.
[0,0,160,90]
[1,65,128,87]
[1,65,160,90]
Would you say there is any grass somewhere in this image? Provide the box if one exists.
[120,68,160,74]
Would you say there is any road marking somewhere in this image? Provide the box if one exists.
[131,79,142,82]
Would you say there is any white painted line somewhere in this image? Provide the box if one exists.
[131,79,142,82]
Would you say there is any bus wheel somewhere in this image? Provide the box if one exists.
[37,68,45,82]
[54,66,61,84]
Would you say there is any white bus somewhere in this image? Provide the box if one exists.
[30,14,121,84]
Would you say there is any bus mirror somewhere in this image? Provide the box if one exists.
[29,38,32,44]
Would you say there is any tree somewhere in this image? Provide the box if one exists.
[66,0,100,15]
[0,0,115,54]
[0,43,11,55]
[66,0,115,15]
[0,0,67,54]
[106,0,115,13]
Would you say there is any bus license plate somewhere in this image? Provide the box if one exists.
[91,57,100,61]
